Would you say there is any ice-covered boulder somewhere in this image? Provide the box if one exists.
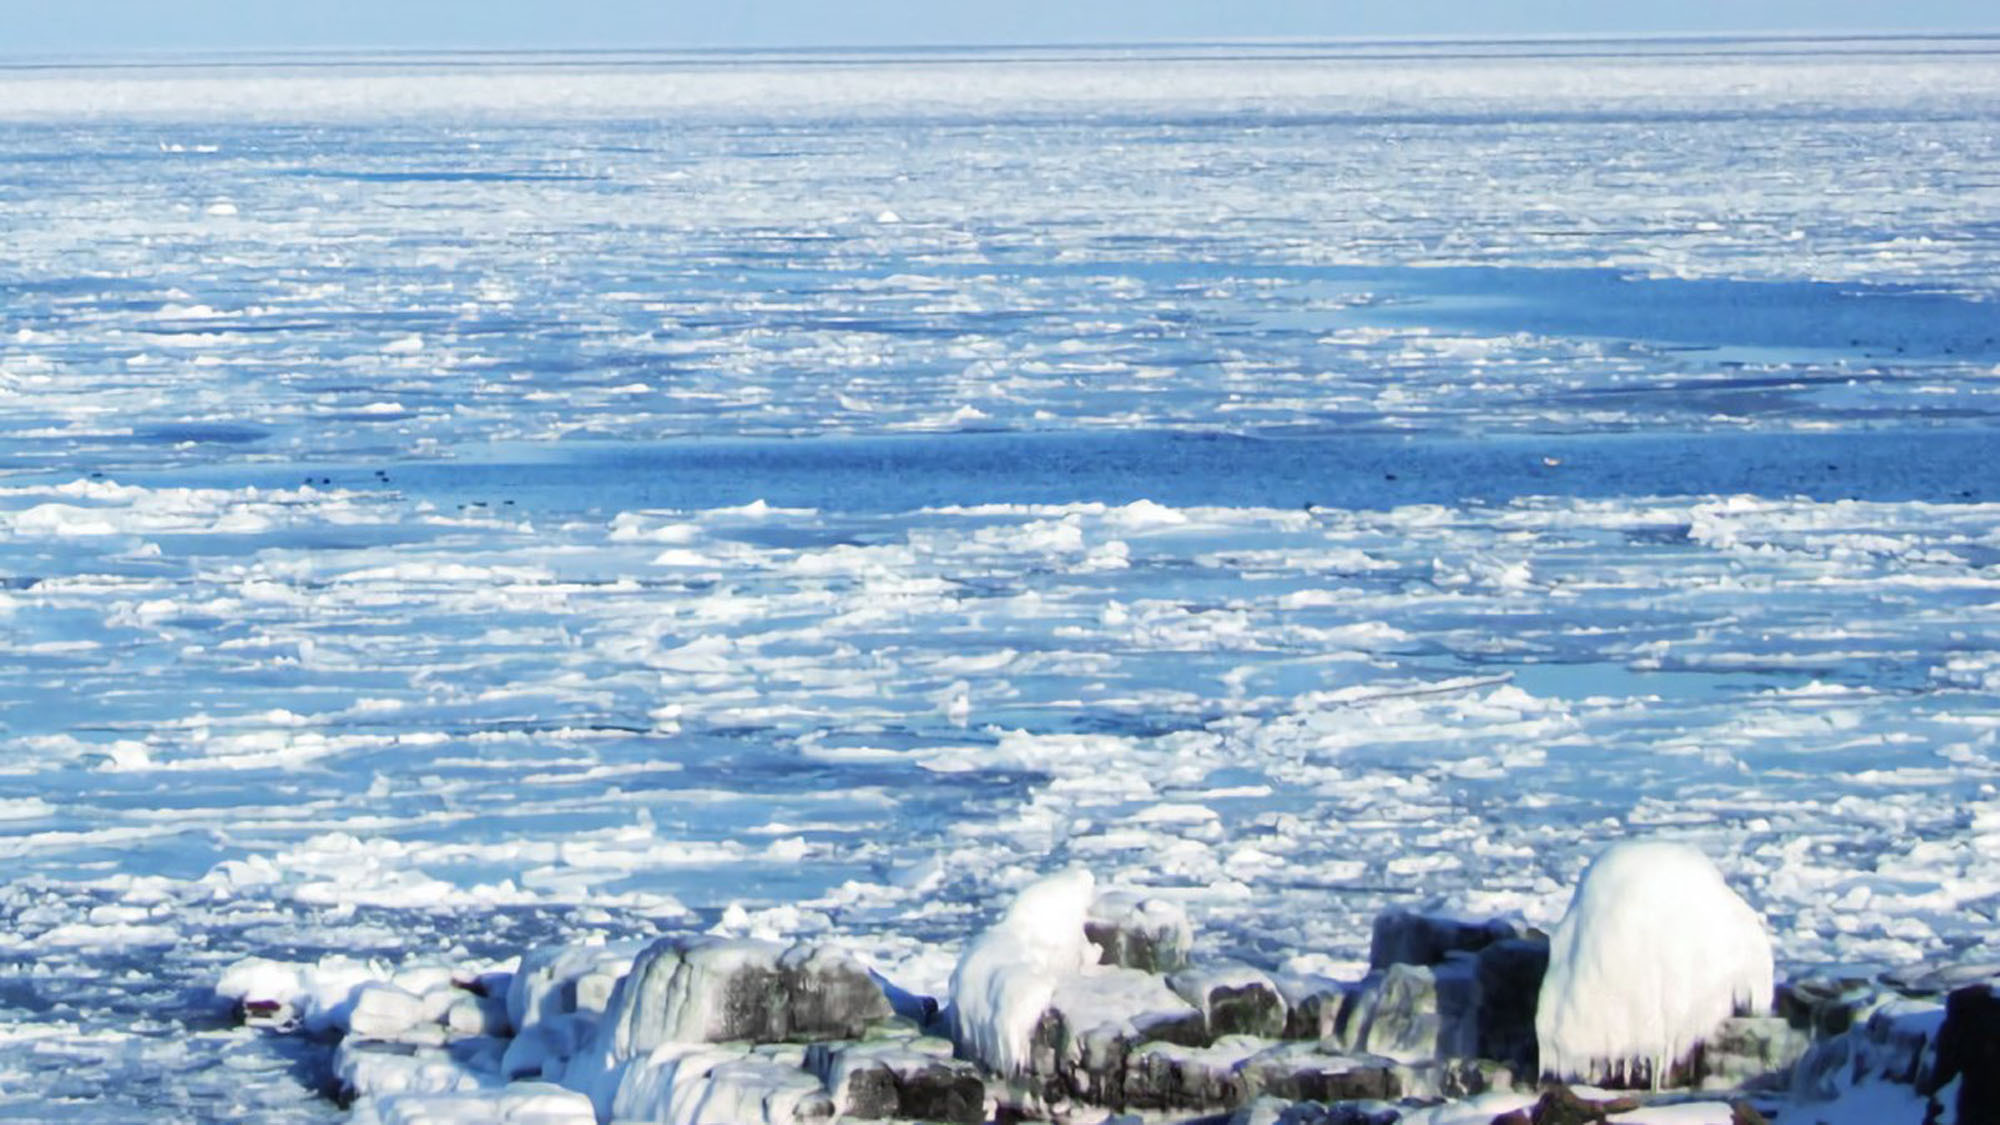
[1170,965,1289,1040]
[1274,976,1354,1041]
[1087,890,1193,974]
[598,937,892,1055]
[1235,1042,1400,1103]
[1033,966,1208,1105]
[946,868,1101,1077]
[804,1037,985,1123]
[1535,840,1774,1088]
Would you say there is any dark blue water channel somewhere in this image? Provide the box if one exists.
[108,426,2000,516]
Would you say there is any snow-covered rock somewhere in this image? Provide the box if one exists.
[216,955,382,1033]
[804,1037,985,1122]
[349,982,438,1043]
[508,941,643,1038]
[1037,966,1207,1106]
[1170,964,1289,1040]
[1087,890,1193,974]
[1234,1042,1399,1103]
[1535,840,1774,1088]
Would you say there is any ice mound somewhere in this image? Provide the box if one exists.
[946,867,1098,1076]
[1535,840,1774,1087]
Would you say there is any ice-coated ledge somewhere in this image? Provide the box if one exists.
[213,841,2000,1124]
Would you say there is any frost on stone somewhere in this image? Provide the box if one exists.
[1169,964,1289,1039]
[946,868,1099,1077]
[1087,890,1193,974]
[570,935,890,1113]
[1535,840,1774,1088]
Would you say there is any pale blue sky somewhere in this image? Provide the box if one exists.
[5,0,1995,54]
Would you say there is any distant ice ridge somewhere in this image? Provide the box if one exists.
[1535,840,1774,1087]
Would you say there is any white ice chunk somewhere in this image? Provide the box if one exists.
[1536,840,1774,1087]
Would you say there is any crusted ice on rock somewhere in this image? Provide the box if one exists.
[946,868,1098,1077]
[1087,890,1193,973]
[567,936,889,1118]
[595,937,890,1054]
[1535,840,1774,1088]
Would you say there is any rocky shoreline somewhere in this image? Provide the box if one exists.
[216,848,1996,1125]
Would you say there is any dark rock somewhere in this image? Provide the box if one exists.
[1238,1043,1400,1103]
[1088,891,1194,974]
[843,1062,902,1119]
[1339,957,1478,1062]
[1276,978,1352,1041]
[1929,983,2000,1125]
[1698,1016,1810,1087]
[895,1059,986,1124]
[1790,996,1945,1106]
[1489,1084,1639,1125]
[1120,1037,1260,1111]
[1369,910,1524,971]
[809,1039,986,1123]
[1474,937,1548,1075]
[1776,969,1886,1037]
[1396,1056,1514,1099]
[1171,966,1290,1040]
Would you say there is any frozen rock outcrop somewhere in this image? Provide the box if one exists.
[599,937,892,1055]
[805,1037,986,1123]
[1170,964,1289,1040]
[946,868,1100,1077]
[1535,840,1774,1088]
[1087,891,1193,974]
